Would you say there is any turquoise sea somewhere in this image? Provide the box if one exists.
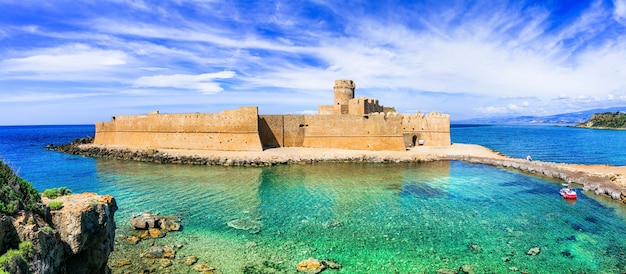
[1,124,626,273]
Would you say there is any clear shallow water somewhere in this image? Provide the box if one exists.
[1,125,626,273]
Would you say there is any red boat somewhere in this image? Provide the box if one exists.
[560,186,577,199]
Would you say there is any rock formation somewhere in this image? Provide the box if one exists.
[0,162,117,274]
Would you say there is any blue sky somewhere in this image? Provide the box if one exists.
[1,0,626,125]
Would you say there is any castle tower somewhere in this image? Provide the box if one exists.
[334,80,355,106]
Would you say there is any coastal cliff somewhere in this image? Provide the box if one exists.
[0,160,117,274]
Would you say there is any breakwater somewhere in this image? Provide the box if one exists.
[48,137,626,204]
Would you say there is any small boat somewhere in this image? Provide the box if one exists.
[560,186,577,199]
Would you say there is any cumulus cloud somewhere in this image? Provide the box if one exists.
[132,71,236,94]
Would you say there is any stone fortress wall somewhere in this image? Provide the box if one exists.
[94,80,450,151]
[94,107,264,151]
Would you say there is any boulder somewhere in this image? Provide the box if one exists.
[131,212,182,232]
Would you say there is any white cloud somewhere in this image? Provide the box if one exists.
[132,71,236,94]
[0,44,127,78]
[615,0,626,24]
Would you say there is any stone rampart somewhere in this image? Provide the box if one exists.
[258,115,306,148]
[94,107,263,151]
[303,112,406,151]
[402,112,451,147]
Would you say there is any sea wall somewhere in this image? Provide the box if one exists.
[94,107,263,151]
[302,112,406,151]
[402,112,451,147]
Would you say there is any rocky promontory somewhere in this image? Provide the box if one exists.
[0,160,117,274]
[575,111,626,129]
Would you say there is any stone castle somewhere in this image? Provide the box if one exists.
[93,80,450,151]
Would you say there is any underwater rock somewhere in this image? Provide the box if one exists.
[436,269,457,274]
[459,264,475,274]
[184,256,198,265]
[159,259,172,268]
[121,235,141,245]
[144,246,176,259]
[149,228,166,238]
[322,259,342,269]
[467,242,482,253]
[227,218,262,231]
[193,263,216,272]
[527,247,541,256]
[131,212,181,232]
[296,257,325,273]
[110,260,132,267]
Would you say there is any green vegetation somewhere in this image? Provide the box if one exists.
[40,226,53,233]
[48,201,64,211]
[0,160,41,215]
[0,241,33,273]
[577,112,626,129]
[42,187,72,199]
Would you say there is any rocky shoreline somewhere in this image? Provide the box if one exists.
[47,137,626,204]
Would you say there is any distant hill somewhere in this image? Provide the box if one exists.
[454,106,626,125]
[575,111,626,129]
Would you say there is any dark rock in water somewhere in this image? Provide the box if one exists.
[467,242,482,253]
[566,235,577,241]
[322,259,342,269]
[584,216,598,224]
[561,250,573,258]
[459,264,476,274]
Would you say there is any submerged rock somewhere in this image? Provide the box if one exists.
[527,247,541,256]
[131,212,181,232]
[184,255,198,265]
[227,218,262,231]
[296,257,325,273]
[322,259,342,269]
[144,246,176,259]
[459,264,476,274]
[193,263,216,272]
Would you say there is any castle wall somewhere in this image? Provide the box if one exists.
[258,115,306,148]
[283,115,306,147]
[94,107,264,151]
[402,112,451,147]
[302,113,406,151]
[348,97,384,115]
